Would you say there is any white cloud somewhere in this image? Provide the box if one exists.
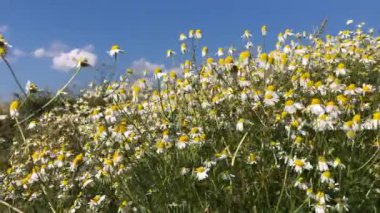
[12,48,26,57]
[33,41,68,58]
[33,48,47,58]
[131,58,165,73]
[129,58,166,80]
[52,48,97,72]
[0,25,8,33]
[33,41,97,72]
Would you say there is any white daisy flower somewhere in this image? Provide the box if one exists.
[318,156,329,171]
[308,98,325,116]
[108,45,124,57]
[179,33,187,41]
[195,166,209,181]
[241,30,252,39]
[289,157,313,174]
[320,170,334,184]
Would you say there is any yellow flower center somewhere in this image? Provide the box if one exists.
[294,159,305,167]
[285,100,294,106]
[207,58,215,64]
[373,112,380,120]
[353,114,361,123]
[311,98,321,105]
[239,51,250,60]
[322,171,331,178]
[179,135,189,143]
[10,100,20,111]
[347,84,355,90]
[267,85,275,91]
[111,45,120,50]
[196,166,206,173]
[264,93,273,99]
[259,53,268,62]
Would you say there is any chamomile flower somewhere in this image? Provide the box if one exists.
[202,46,208,57]
[236,118,244,131]
[215,148,229,160]
[180,167,190,176]
[294,177,308,190]
[9,100,21,118]
[239,51,250,65]
[76,56,90,68]
[344,84,356,96]
[188,29,194,38]
[308,98,325,116]
[153,67,165,79]
[180,43,188,54]
[358,83,375,95]
[363,111,380,130]
[318,156,329,171]
[194,166,209,181]
[334,196,349,212]
[71,153,84,171]
[25,81,38,94]
[227,46,236,55]
[27,120,38,129]
[289,157,313,174]
[55,153,65,168]
[261,25,268,36]
[242,30,252,39]
[176,135,189,149]
[155,141,167,154]
[166,49,176,58]
[263,91,279,106]
[0,34,12,47]
[329,157,345,169]
[314,203,327,213]
[179,33,187,41]
[247,153,259,165]
[321,170,334,184]
[284,100,297,114]
[315,191,330,204]
[89,195,106,208]
[108,45,124,58]
[245,41,253,49]
[0,35,11,56]
[195,29,202,39]
[216,48,224,57]
[335,63,347,76]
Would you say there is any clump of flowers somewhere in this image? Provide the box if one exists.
[1,21,380,212]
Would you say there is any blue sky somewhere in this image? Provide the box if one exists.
[1,0,380,100]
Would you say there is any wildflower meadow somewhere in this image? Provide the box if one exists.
[0,21,380,212]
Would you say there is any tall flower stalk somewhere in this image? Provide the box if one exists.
[18,64,85,124]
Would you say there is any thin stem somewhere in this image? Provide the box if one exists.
[0,200,25,213]
[231,132,248,166]
[1,56,27,97]
[17,66,82,124]
[350,147,380,173]
[275,146,294,212]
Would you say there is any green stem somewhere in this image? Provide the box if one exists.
[231,132,248,166]
[275,147,294,212]
[17,66,82,124]
[1,56,27,97]
[350,147,380,173]
[0,200,25,213]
